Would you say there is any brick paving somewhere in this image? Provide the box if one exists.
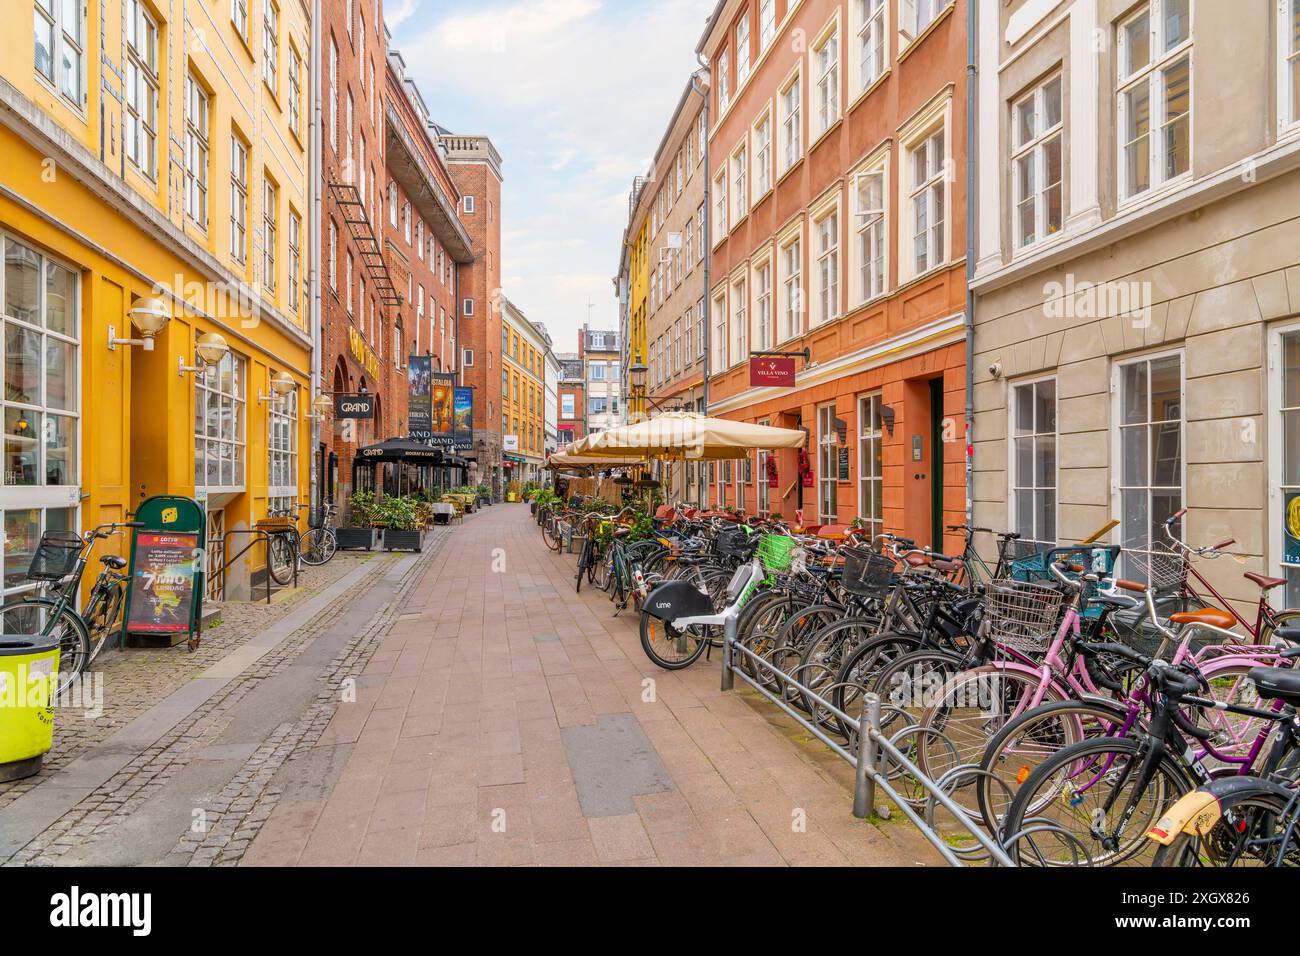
[0,551,373,814]
[245,503,939,867]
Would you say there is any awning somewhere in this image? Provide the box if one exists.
[579,411,806,460]
[356,438,445,464]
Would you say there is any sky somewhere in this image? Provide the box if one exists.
[386,0,711,355]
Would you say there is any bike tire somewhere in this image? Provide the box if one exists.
[298,528,337,566]
[0,597,91,698]
[267,535,295,585]
[84,581,126,662]
[1152,784,1300,867]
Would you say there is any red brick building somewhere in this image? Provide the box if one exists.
[698,0,968,551]
[435,132,506,497]
[382,50,473,427]
[556,353,585,444]
[318,0,397,504]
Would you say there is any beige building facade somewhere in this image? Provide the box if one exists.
[971,0,1300,614]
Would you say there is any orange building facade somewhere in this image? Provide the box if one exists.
[697,0,969,552]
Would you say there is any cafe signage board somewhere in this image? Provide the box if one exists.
[122,495,206,649]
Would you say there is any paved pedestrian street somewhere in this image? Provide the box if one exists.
[0,505,938,867]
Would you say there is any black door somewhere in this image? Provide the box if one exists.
[929,378,945,549]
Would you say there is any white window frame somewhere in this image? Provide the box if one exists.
[812,203,840,327]
[779,68,803,173]
[184,74,210,228]
[760,0,776,51]
[1012,73,1065,249]
[230,132,249,265]
[1279,0,1300,134]
[753,255,773,353]
[851,155,887,306]
[1008,376,1058,549]
[34,0,85,108]
[267,384,298,501]
[262,0,279,95]
[904,124,947,278]
[857,393,884,538]
[732,140,749,222]
[853,0,887,97]
[1116,1,1193,204]
[288,43,303,139]
[1110,348,1185,576]
[900,0,954,45]
[712,291,728,370]
[754,111,773,199]
[263,178,277,293]
[730,274,748,368]
[718,49,730,112]
[124,0,159,179]
[778,227,803,343]
[813,21,840,139]
[194,351,247,494]
[1268,319,1300,599]
[714,168,729,239]
[817,403,839,522]
[736,10,751,85]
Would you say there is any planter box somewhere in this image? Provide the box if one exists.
[336,527,379,550]
[382,529,423,552]
[529,501,537,515]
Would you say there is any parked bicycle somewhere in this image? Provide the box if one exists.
[0,522,141,695]
[298,503,339,567]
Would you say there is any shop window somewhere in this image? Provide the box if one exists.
[0,236,80,596]
[268,385,297,506]
[194,351,247,492]
[817,404,838,522]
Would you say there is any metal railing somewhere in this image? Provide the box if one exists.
[718,611,1016,867]
[211,530,299,604]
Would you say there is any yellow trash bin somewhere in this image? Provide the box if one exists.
[0,635,60,782]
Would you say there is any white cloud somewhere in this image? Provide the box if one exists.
[393,0,711,348]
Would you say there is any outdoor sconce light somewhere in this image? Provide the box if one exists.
[879,404,896,436]
[109,297,171,351]
[629,358,647,393]
[306,393,333,420]
[178,332,230,376]
[259,370,297,404]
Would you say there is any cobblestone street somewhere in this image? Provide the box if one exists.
[0,505,936,867]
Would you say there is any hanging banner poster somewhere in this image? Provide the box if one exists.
[408,355,432,440]
[454,386,474,446]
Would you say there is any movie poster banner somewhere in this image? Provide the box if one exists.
[431,373,455,438]
[454,386,473,446]
[407,355,432,439]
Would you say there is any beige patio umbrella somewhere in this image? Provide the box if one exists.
[578,411,806,461]
[545,448,648,470]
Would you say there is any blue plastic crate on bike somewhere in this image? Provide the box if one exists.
[1009,544,1120,619]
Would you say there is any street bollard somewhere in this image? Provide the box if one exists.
[720,608,736,692]
[852,692,882,819]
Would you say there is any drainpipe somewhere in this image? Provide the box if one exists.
[964,0,977,526]
[692,55,710,415]
[309,0,324,521]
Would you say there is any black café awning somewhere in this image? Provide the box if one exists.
[356,438,444,464]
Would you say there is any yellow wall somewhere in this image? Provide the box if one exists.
[0,0,313,576]
[504,318,546,460]
[628,221,649,418]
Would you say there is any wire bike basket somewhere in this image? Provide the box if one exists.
[713,527,756,560]
[984,580,1065,656]
[839,547,897,600]
[1128,546,1188,594]
[26,532,83,582]
[757,533,799,573]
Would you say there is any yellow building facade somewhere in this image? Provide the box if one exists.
[0,0,313,597]
[626,214,649,420]
[500,297,546,484]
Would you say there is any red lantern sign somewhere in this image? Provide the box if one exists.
[749,356,796,387]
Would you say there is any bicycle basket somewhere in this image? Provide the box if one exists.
[839,547,897,599]
[984,580,1064,656]
[1129,546,1187,594]
[27,532,83,582]
[757,533,798,573]
[714,527,756,559]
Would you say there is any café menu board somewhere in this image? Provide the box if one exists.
[125,531,200,633]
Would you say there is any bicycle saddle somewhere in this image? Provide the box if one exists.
[1244,571,1287,590]
[612,527,631,539]
[1246,667,1300,708]
[1168,607,1237,631]
[100,555,128,570]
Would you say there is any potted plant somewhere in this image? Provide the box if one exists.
[337,491,380,550]
[378,496,423,551]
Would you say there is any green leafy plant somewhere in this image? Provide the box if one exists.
[348,490,376,528]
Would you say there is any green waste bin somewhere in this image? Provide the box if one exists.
[0,635,60,782]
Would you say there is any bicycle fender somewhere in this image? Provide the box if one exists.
[1147,790,1222,846]
[642,580,714,622]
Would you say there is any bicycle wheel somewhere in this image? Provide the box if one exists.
[1003,736,1193,867]
[542,514,565,552]
[976,698,1131,834]
[267,534,294,585]
[575,537,591,593]
[0,598,91,698]
[1152,787,1300,867]
[298,527,337,566]
[592,548,612,592]
[83,581,126,662]
[639,610,712,670]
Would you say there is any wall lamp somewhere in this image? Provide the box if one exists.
[178,332,230,376]
[305,393,334,421]
[879,404,896,436]
[109,297,170,351]
[258,370,297,404]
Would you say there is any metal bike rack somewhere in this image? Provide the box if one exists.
[719,613,1017,867]
[212,530,298,605]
